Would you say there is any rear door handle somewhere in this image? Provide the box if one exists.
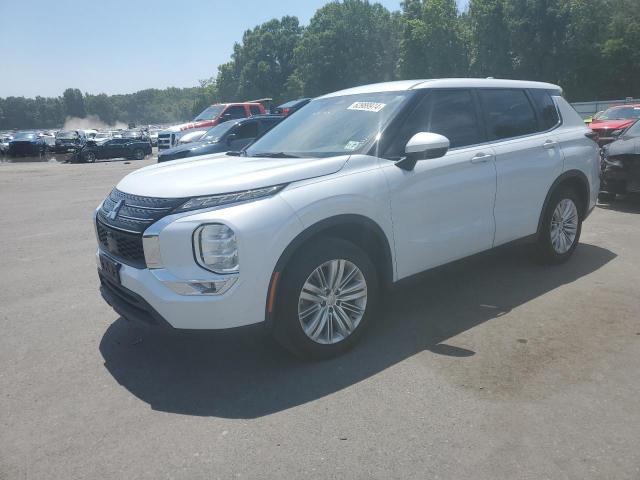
[470,152,494,164]
[543,139,558,149]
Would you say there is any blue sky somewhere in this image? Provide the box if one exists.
[0,0,469,98]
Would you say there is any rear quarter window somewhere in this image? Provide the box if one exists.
[529,89,560,130]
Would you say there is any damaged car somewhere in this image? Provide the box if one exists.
[600,120,640,201]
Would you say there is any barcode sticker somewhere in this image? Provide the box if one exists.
[348,102,386,113]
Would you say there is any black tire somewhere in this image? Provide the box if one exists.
[273,237,379,360]
[536,186,583,265]
[598,191,616,202]
[132,148,145,160]
[84,151,96,163]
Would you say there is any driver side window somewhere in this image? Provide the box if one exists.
[385,89,483,157]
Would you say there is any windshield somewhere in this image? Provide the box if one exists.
[245,92,413,158]
[122,130,141,137]
[625,120,640,137]
[95,132,110,138]
[194,105,225,121]
[14,132,37,140]
[56,131,77,140]
[201,122,236,142]
[599,106,640,120]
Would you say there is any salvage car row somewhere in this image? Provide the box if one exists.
[0,126,163,161]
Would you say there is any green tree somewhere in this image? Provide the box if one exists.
[398,0,468,79]
[292,0,399,97]
[214,16,303,103]
[600,0,640,99]
[467,0,512,77]
[62,88,86,118]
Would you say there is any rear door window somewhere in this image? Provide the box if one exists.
[250,105,262,115]
[226,105,247,119]
[234,121,259,139]
[479,89,538,140]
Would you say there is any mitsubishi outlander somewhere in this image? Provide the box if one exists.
[95,79,600,359]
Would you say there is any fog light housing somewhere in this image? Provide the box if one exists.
[193,224,239,273]
[165,278,237,296]
[143,235,163,269]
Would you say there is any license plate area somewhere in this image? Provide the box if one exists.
[99,253,121,284]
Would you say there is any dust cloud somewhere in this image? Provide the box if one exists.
[62,115,128,131]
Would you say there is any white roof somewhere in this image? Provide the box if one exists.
[319,78,561,98]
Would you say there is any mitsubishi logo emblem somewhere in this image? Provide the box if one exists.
[108,199,124,220]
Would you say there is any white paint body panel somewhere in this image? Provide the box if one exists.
[98,81,599,330]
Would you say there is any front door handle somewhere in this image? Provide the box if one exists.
[543,139,558,149]
[470,152,494,164]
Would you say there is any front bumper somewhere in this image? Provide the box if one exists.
[94,193,303,330]
[99,271,173,328]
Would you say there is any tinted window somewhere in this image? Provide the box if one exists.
[479,89,538,140]
[428,90,483,148]
[387,89,483,155]
[529,90,560,130]
[250,105,262,115]
[226,106,246,119]
[234,122,258,139]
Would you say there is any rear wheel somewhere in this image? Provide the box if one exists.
[537,186,582,264]
[273,237,378,360]
[133,148,145,160]
[84,151,96,163]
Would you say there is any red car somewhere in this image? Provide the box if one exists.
[157,102,266,150]
[589,104,640,145]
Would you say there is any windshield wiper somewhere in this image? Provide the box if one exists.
[250,152,300,158]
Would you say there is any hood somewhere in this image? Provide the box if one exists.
[159,140,221,157]
[163,119,219,133]
[605,136,638,157]
[117,153,350,198]
[590,119,635,131]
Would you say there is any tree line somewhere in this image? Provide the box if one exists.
[1,0,638,130]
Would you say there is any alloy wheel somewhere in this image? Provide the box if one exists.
[297,259,367,345]
[550,198,579,254]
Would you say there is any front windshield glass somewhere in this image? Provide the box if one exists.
[194,105,225,121]
[599,106,640,120]
[14,132,37,140]
[95,132,110,138]
[201,122,236,142]
[625,120,640,136]
[56,131,77,139]
[245,92,413,158]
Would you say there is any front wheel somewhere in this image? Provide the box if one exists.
[132,148,145,160]
[83,151,96,163]
[537,186,583,264]
[273,237,378,360]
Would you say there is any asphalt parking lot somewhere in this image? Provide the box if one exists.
[1,160,639,479]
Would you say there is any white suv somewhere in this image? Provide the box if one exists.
[95,79,599,359]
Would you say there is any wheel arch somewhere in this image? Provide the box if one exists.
[537,169,590,236]
[264,214,394,327]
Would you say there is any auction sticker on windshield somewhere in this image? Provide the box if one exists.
[348,102,386,113]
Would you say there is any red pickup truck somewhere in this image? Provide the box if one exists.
[589,104,640,145]
[158,102,266,150]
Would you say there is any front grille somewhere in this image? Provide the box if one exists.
[157,133,172,150]
[96,189,186,267]
[97,221,145,266]
[97,188,186,234]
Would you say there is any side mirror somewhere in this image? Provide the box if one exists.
[226,133,237,145]
[397,132,450,170]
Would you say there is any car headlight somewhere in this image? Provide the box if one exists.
[193,224,239,273]
[176,184,285,212]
